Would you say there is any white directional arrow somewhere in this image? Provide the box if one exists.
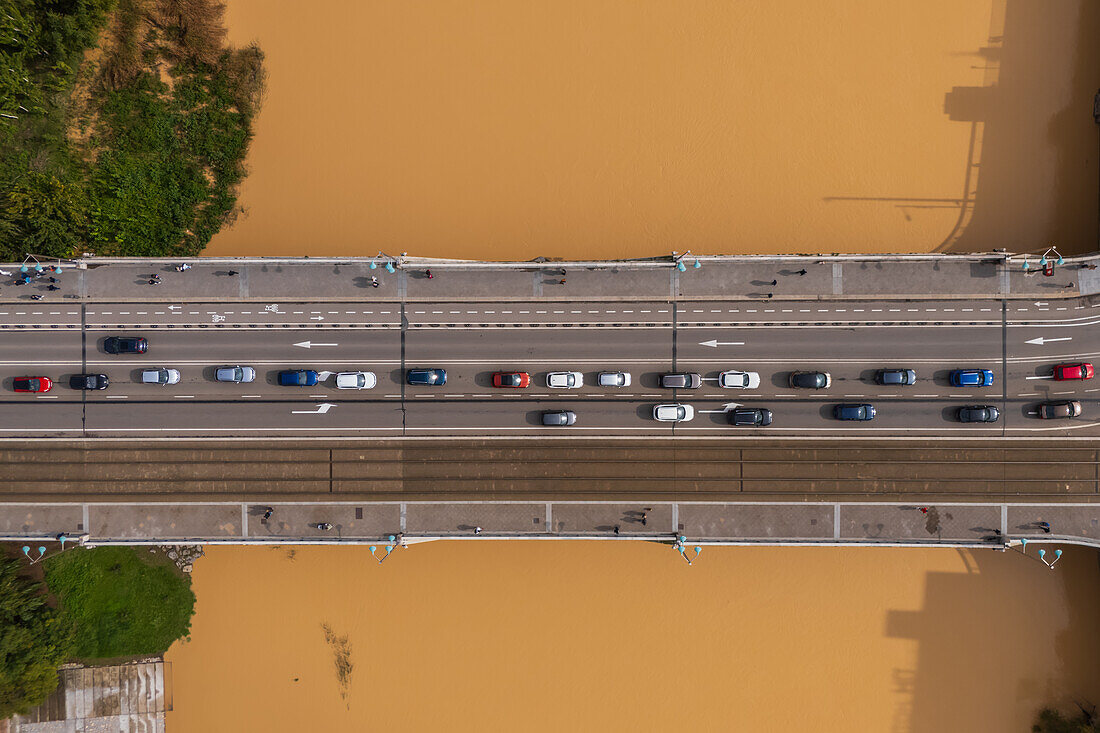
[310,316,324,321]
[293,341,338,348]
[699,339,745,348]
[697,403,742,414]
[292,403,337,415]
[1034,302,1048,307]
[1025,336,1072,346]
[168,305,180,310]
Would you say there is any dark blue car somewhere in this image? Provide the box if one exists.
[949,369,994,387]
[407,368,447,386]
[278,370,318,386]
[833,403,875,421]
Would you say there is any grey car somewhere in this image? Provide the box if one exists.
[542,410,577,426]
[958,405,999,423]
[660,372,702,389]
[215,365,256,383]
[1038,400,1082,419]
[876,369,917,385]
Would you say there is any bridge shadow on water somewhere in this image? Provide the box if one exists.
[886,546,1100,732]
[828,0,1100,257]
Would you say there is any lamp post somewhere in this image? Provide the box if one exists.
[672,251,701,273]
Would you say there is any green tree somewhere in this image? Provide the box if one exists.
[0,556,75,719]
[3,170,89,256]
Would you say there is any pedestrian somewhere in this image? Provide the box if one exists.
[918,507,929,514]
[48,277,57,283]
[227,270,239,276]
[474,526,482,535]
[30,294,43,300]
[148,279,161,286]
[766,293,773,299]
[13,279,23,286]
[370,276,379,288]
[425,269,433,279]
[1037,521,1051,534]
[262,507,274,521]
[175,263,191,272]
[559,278,567,285]
[46,285,59,291]
[797,269,807,276]
[1064,283,1076,289]
[150,273,160,281]
[641,512,648,527]
[770,279,778,286]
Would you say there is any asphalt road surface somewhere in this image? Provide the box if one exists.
[1,296,1098,438]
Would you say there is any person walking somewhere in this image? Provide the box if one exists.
[370,276,379,288]
[1037,521,1051,534]
[30,294,43,300]
[474,526,482,535]
[640,512,648,527]
[175,263,192,272]
[559,278,567,285]
[47,277,57,283]
[766,293,773,299]
[46,285,59,291]
[227,270,239,276]
[425,269,433,279]
[148,279,161,286]
[770,279,778,286]
[262,507,274,521]
[797,269,807,276]
[150,273,161,281]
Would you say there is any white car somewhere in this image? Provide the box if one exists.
[335,371,377,389]
[215,365,256,383]
[140,367,180,385]
[719,370,760,389]
[653,403,694,422]
[597,371,631,387]
[547,371,583,389]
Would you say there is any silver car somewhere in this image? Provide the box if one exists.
[660,372,702,389]
[335,371,377,389]
[140,367,180,385]
[542,410,577,426]
[215,365,256,383]
[547,371,583,389]
[719,370,760,389]
[597,371,631,387]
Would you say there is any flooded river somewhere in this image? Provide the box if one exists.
[165,542,1100,731]
[208,0,1099,260]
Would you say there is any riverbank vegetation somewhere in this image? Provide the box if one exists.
[0,547,196,716]
[0,0,264,261]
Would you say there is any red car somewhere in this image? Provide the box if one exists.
[14,376,52,393]
[492,371,530,388]
[1053,362,1094,381]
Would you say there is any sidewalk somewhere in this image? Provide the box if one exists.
[3,253,1097,303]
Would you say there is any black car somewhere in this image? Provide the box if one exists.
[729,408,772,426]
[833,403,875,421]
[407,368,447,386]
[958,405,999,423]
[876,369,917,385]
[104,336,147,354]
[69,373,109,390]
[789,371,831,389]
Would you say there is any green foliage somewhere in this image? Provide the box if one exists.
[1033,706,1100,733]
[43,546,196,660]
[0,555,76,719]
[0,0,263,260]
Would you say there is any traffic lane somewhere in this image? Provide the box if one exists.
[85,301,403,328]
[676,324,1002,363]
[405,300,673,326]
[404,326,674,364]
[79,365,415,400]
[402,398,680,434]
[0,331,83,370]
[0,301,82,328]
[83,400,405,436]
[676,299,1007,326]
[0,402,84,436]
[83,327,402,364]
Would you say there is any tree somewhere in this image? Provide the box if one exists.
[0,556,75,718]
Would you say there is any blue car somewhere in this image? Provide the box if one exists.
[833,403,875,421]
[949,369,994,387]
[279,369,318,386]
[407,368,447,386]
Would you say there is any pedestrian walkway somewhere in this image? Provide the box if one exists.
[4,252,1098,304]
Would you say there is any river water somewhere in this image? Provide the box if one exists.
[165,542,1100,731]
[206,0,1100,260]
